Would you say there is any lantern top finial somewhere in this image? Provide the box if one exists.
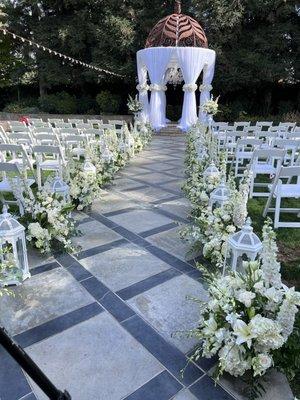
[174,0,182,14]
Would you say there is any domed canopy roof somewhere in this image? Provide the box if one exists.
[145,0,208,48]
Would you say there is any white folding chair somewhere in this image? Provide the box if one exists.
[99,124,114,131]
[32,145,67,189]
[279,122,296,132]
[32,127,55,135]
[0,144,35,175]
[263,166,300,228]
[76,123,92,130]
[0,162,35,215]
[232,138,262,177]
[68,119,84,126]
[0,126,8,143]
[84,128,104,143]
[63,135,88,159]
[255,121,273,131]
[87,119,103,128]
[8,132,34,148]
[287,131,300,140]
[234,121,250,131]
[224,131,248,163]
[55,122,72,129]
[8,121,27,132]
[30,121,51,129]
[274,139,300,166]
[28,118,43,125]
[255,131,277,147]
[249,148,285,198]
[57,128,80,137]
[34,133,61,146]
[48,118,64,127]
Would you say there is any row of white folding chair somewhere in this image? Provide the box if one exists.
[263,165,300,228]
[248,148,286,198]
[232,137,300,178]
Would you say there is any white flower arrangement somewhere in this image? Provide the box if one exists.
[21,184,77,254]
[127,94,143,113]
[201,96,219,115]
[187,221,300,396]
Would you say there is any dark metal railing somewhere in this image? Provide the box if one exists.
[0,326,71,399]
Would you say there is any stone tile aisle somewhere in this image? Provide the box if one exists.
[0,136,237,400]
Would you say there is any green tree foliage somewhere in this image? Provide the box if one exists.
[0,0,299,115]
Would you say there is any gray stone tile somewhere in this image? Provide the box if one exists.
[157,197,191,219]
[173,389,198,400]
[91,191,139,214]
[72,220,122,250]
[219,369,294,400]
[80,243,170,291]
[122,186,174,202]
[128,274,208,353]
[147,226,192,261]
[136,173,176,185]
[0,268,94,335]
[27,247,54,271]
[112,177,146,190]
[27,313,164,400]
[108,209,173,233]
[142,163,177,172]
[159,179,185,193]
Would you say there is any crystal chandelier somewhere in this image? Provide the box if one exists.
[165,67,183,88]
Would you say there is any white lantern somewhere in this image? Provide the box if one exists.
[101,146,113,163]
[51,174,70,202]
[119,140,127,153]
[224,218,262,274]
[83,159,96,175]
[209,180,230,209]
[203,163,220,179]
[0,206,30,286]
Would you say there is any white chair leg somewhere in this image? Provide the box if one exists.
[274,194,281,228]
[36,165,42,190]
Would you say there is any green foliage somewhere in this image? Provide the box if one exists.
[0,0,299,114]
[3,98,39,113]
[273,313,300,397]
[38,92,77,114]
[96,91,121,114]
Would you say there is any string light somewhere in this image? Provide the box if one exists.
[0,27,124,78]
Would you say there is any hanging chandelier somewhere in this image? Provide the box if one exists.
[165,67,184,88]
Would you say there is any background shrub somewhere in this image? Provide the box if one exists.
[96,91,121,114]
[38,92,77,114]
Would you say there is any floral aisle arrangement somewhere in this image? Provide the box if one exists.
[181,124,252,266]
[187,220,300,399]
[127,94,143,114]
[201,96,219,115]
[20,183,76,254]
[66,123,153,210]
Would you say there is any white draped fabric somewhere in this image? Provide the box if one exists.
[140,48,173,130]
[136,47,216,131]
[176,48,206,130]
[199,59,216,123]
[136,53,150,123]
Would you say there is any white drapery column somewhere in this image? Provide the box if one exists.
[199,59,216,123]
[140,48,174,130]
[136,53,149,123]
[176,48,207,131]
